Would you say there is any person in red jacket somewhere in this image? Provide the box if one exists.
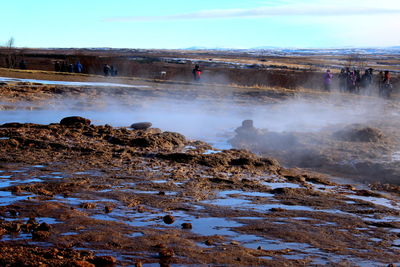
[192,64,202,81]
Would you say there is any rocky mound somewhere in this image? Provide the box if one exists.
[333,124,385,142]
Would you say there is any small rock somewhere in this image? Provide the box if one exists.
[11,186,22,193]
[10,223,22,232]
[205,240,214,246]
[257,246,262,250]
[74,261,95,267]
[104,206,113,213]
[270,207,286,212]
[32,230,50,240]
[8,209,18,216]
[0,228,7,235]
[80,202,97,209]
[163,215,175,224]
[60,116,91,126]
[130,122,152,130]
[135,261,143,267]
[181,223,192,229]
[91,256,117,266]
[154,243,167,249]
[37,222,51,231]
[158,191,166,195]
[159,248,174,258]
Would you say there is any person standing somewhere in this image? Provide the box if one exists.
[323,69,333,91]
[192,64,202,81]
[339,68,347,92]
[54,61,61,72]
[103,64,111,76]
[75,61,83,73]
[382,70,392,98]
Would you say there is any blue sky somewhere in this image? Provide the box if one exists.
[1,0,399,49]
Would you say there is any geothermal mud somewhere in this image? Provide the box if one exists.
[0,79,399,266]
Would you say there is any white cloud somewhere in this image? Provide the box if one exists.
[105,1,400,22]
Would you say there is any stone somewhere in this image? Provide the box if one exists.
[37,222,51,231]
[333,124,384,142]
[163,215,175,224]
[32,230,50,240]
[91,256,117,266]
[74,261,95,267]
[60,116,91,126]
[80,202,96,209]
[205,240,214,246]
[159,248,174,258]
[181,223,192,229]
[104,206,113,213]
[130,122,152,130]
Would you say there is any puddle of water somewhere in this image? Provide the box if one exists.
[262,182,301,189]
[0,191,35,206]
[74,170,103,176]
[0,137,10,140]
[188,217,244,236]
[131,190,160,195]
[243,192,274,198]
[152,180,168,184]
[0,178,43,188]
[0,232,31,241]
[216,190,274,199]
[196,242,210,248]
[32,165,46,168]
[291,217,312,221]
[61,232,79,236]
[128,232,144,238]
[203,150,221,155]
[391,151,400,161]
[259,256,274,260]
[282,254,307,260]
[202,198,251,207]
[346,195,400,211]
[241,237,311,251]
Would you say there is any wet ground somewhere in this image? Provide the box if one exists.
[0,75,400,266]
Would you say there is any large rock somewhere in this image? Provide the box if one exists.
[130,122,152,130]
[333,124,384,142]
[60,116,91,126]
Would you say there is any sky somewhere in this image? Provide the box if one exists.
[1,0,400,49]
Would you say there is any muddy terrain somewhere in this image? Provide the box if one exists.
[0,71,400,266]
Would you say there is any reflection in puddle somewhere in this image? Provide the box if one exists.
[0,178,43,188]
[346,194,400,211]
[0,191,35,206]
[262,182,301,189]
[61,232,79,236]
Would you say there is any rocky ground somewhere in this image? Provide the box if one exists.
[0,72,399,266]
[230,118,400,186]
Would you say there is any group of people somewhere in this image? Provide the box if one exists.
[323,67,393,97]
[55,61,83,73]
[103,64,118,76]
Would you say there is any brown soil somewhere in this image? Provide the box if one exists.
[0,71,399,266]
